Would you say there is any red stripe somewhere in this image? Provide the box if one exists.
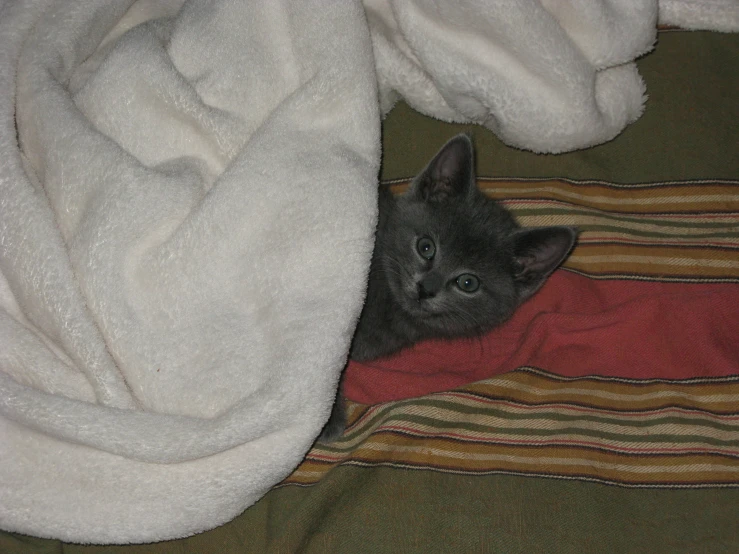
[344,272,739,404]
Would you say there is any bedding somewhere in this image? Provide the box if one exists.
[1,1,737,551]
[5,149,737,552]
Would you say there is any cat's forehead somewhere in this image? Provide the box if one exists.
[398,195,516,238]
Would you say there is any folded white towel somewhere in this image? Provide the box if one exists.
[367,0,656,153]
[660,0,739,32]
[1,0,379,543]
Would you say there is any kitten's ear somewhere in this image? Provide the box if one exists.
[410,134,475,202]
[511,226,578,300]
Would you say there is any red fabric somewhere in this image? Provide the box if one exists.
[343,271,739,405]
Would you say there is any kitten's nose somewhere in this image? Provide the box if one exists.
[417,274,442,301]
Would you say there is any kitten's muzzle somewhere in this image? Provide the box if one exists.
[417,273,443,301]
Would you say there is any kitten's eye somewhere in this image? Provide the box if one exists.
[456,273,480,293]
[416,237,436,260]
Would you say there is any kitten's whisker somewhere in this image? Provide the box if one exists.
[368,267,404,280]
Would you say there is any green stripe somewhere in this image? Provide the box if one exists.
[383,398,739,434]
[476,178,739,189]
[564,225,738,241]
[573,242,739,252]
[378,413,739,448]
[326,405,739,452]
[343,395,739,432]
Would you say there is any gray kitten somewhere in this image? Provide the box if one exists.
[319,135,577,441]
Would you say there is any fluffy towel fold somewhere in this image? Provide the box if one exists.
[1,0,380,543]
[368,0,655,153]
[659,0,739,32]
[367,0,738,153]
[1,0,736,545]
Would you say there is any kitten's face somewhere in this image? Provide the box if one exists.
[377,134,577,339]
[382,191,520,335]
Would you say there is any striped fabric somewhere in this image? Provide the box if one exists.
[284,178,739,490]
[392,178,739,282]
[287,368,739,488]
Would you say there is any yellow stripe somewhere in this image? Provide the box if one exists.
[567,254,739,269]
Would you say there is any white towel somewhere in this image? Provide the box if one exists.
[367,0,655,153]
[366,0,737,153]
[1,0,379,543]
[660,0,739,32]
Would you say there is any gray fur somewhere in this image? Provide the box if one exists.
[319,135,577,441]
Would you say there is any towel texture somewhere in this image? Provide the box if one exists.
[660,0,739,31]
[367,0,655,153]
[1,0,379,543]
